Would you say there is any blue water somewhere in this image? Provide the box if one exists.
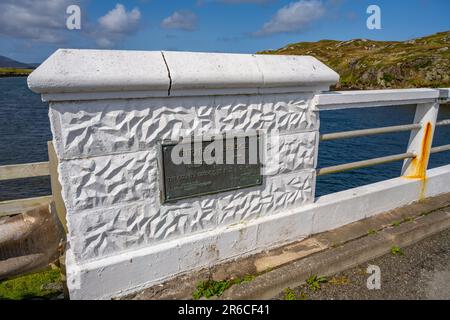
[0,77,449,201]
[317,105,450,196]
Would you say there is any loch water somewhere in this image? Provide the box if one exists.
[0,77,449,201]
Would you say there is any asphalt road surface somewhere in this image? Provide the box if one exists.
[276,227,450,300]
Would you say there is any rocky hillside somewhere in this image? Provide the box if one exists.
[259,31,450,90]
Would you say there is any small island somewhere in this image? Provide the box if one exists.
[0,68,33,77]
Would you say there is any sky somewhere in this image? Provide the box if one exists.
[0,0,449,63]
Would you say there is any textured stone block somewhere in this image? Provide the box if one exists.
[49,93,317,160]
[50,96,216,160]
[68,170,315,262]
[264,131,318,176]
[60,150,158,212]
[68,202,157,262]
[214,93,317,133]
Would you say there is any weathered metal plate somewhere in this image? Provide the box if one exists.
[161,136,262,202]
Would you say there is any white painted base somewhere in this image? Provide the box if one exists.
[67,165,450,300]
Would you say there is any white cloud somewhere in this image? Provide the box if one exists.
[161,10,198,31]
[96,4,141,48]
[255,0,325,36]
[95,37,115,48]
[0,0,80,43]
[98,4,141,33]
[0,1,141,49]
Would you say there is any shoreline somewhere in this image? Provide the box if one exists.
[0,68,33,78]
[0,74,30,78]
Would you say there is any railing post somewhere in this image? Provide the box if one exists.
[401,102,439,178]
[47,141,67,232]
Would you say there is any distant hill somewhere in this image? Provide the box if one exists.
[0,55,38,77]
[0,55,36,69]
[259,31,450,90]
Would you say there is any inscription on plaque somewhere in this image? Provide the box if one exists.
[161,135,262,202]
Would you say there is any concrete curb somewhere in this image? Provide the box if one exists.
[127,194,450,300]
[222,207,450,300]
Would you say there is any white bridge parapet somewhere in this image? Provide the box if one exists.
[28,49,450,300]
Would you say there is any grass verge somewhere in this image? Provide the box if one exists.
[0,267,63,300]
[192,275,255,300]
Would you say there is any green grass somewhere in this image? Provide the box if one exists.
[259,31,450,90]
[306,275,328,292]
[0,268,62,300]
[283,287,297,300]
[192,275,255,300]
[390,246,404,256]
[0,68,33,76]
[382,73,395,83]
[391,221,401,227]
[402,216,414,223]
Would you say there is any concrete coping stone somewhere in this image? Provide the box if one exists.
[27,49,339,97]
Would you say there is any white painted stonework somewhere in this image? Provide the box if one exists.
[48,92,320,263]
[28,49,449,300]
[28,49,336,298]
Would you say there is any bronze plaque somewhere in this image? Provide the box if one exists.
[161,135,262,202]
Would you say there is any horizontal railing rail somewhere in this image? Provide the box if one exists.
[0,161,52,217]
[436,119,450,127]
[430,144,450,154]
[320,123,422,141]
[317,152,416,176]
[0,161,49,181]
[0,195,53,217]
[314,88,442,111]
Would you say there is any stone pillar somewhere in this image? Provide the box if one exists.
[28,49,338,299]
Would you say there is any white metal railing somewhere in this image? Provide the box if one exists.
[431,144,450,154]
[437,119,450,126]
[315,88,450,177]
[317,152,416,176]
[320,123,422,141]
